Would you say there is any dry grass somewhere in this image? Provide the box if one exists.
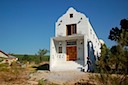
[0,62,31,85]
[1,62,127,85]
[88,73,128,85]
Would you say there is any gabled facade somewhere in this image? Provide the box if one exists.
[50,7,101,72]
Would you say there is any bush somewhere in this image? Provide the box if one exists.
[89,73,128,85]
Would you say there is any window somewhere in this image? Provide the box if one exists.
[67,25,71,35]
[70,14,73,18]
[66,24,77,35]
[67,41,76,46]
[58,47,62,53]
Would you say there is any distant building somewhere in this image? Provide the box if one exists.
[0,50,18,65]
[50,7,101,72]
[0,50,9,58]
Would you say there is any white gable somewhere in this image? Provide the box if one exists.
[55,7,90,37]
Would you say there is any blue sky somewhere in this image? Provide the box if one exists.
[0,0,128,54]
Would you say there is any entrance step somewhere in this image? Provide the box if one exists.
[51,61,84,71]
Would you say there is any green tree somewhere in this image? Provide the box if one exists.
[108,19,128,74]
[22,54,31,63]
[38,49,49,63]
[109,45,123,73]
[94,44,111,85]
[91,19,128,85]
[108,27,121,42]
[98,44,110,73]
[109,19,128,47]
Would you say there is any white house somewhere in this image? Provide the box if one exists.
[50,7,101,72]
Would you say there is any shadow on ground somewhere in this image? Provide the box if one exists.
[33,64,49,70]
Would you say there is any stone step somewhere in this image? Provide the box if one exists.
[51,61,83,71]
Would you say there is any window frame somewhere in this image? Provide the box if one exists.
[66,24,77,36]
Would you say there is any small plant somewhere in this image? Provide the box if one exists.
[38,79,47,85]
[38,79,58,85]
[0,63,9,71]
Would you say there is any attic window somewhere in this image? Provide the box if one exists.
[70,14,73,18]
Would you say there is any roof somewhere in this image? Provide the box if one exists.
[0,50,9,58]
[0,50,17,59]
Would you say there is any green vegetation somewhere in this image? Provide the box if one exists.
[38,49,49,63]
[91,19,128,85]
[12,54,49,64]
[38,79,58,85]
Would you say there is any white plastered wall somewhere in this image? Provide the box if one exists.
[50,7,101,71]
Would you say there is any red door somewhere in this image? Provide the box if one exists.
[66,46,77,61]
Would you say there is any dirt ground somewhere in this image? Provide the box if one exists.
[0,62,95,85]
[0,70,94,85]
[29,70,94,85]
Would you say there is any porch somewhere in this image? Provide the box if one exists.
[50,34,88,71]
[53,34,84,61]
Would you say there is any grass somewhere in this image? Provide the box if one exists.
[12,54,49,64]
[0,62,27,82]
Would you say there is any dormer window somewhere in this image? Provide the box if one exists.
[70,14,73,18]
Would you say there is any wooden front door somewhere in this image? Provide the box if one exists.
[66,46,77,61]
